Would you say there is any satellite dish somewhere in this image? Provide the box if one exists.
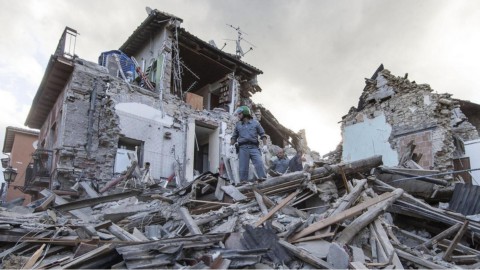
[145,6,153,15]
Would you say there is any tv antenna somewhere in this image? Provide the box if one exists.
[226,24,256,59]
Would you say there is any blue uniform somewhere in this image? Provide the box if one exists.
[270,157,290,174]
[231,119,267,181]
[288,154,303,172]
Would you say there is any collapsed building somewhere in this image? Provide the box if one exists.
[21,10,305,201]
[2,9,480,270]
[337,65,480,201]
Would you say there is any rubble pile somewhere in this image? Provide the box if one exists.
[1,155,479,269]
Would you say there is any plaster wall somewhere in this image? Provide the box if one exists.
[342,70,464,171]
[342,113,398,166]
[465,139,480,184]
[6,133,37,204]
[115,102,181,179]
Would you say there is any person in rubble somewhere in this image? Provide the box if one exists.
[268,149,290,176]
[140,162,155,186]
[288,149,306,172]
[231,105,268,183]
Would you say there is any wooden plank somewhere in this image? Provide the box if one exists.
[397,228,480,256]
[79,182,99,198]
[395,248,448,269]
[369,224,378,263]
[228,158,241,185]
[34,194,55,212]
[338,166,350,193]
[350,261,368,269]
[258,189,307,219]
[335,189,403,245]
[443,220,469,261]
[132,228,149,241]
[291,191,395,241]
[40,189,91,221]
[100,160,137,193]
[372,219,404,269]
[221,185,247,201]
[279,240,333,269]
[253,190,268,215]
[290,232,335,244]
[450,254,480,264]
[54,190,141,211]
[327,179,367,217]
[61,244,113,269]
[179,207,202,235]
[108,223,141,242]
[370,223,389,263]
[254,190,300,227]
[189,199,233,206]
[150,194,174,203]
[215,177,226,201]
[416,223,462,250]
[21,244,45,269]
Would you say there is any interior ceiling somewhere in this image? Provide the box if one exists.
[179,43,231,93]
[195,125,214,143]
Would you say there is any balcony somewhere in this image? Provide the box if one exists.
[22,149,53,194]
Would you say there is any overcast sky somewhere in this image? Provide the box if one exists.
[1,0,480,181]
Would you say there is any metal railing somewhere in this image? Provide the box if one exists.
[24,149,53,188]
[54,27,78,59]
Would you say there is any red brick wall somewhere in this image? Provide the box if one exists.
[397,130,433,169]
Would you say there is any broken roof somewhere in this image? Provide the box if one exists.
[119,9,263,78]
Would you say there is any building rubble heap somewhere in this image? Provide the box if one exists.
[1,155,479,269]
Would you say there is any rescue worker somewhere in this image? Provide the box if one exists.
[230,106,268,182]
[269,149,290,176]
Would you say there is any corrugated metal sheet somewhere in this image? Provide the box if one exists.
[448,183,480,215]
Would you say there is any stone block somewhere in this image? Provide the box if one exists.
[326,242,349,269]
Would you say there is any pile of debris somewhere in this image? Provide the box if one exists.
[1,155,479,269]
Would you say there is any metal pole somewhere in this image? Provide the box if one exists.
[392,167,480,183]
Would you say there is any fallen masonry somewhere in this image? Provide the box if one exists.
[1,155,480,269]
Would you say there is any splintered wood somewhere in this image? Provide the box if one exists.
[0,155,479,269]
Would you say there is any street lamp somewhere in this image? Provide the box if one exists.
[3,166,18,184]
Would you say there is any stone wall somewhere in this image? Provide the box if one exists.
[53,58,242,189]
[342,69,478,171]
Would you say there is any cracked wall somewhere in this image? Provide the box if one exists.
[39,58,245,190]
[342,68,479,172]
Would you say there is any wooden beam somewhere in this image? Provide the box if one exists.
[21,244,45,269]
[253,190,269,215]
[54,190,141,212]
[327,179,367,218]
[371,219,404,269]
[443,220,469,261]
[395,248,448,269]
[289,232,335,244]
[290,191,395,241]
[416,223,462,250]
[254,190,300,227]
[34,194,55,212]
[335,189,403,245]
[179,207,202,235]
[278,240,333,269]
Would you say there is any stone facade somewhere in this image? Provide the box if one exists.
[39,59,243,190]
[341,68,479,173]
